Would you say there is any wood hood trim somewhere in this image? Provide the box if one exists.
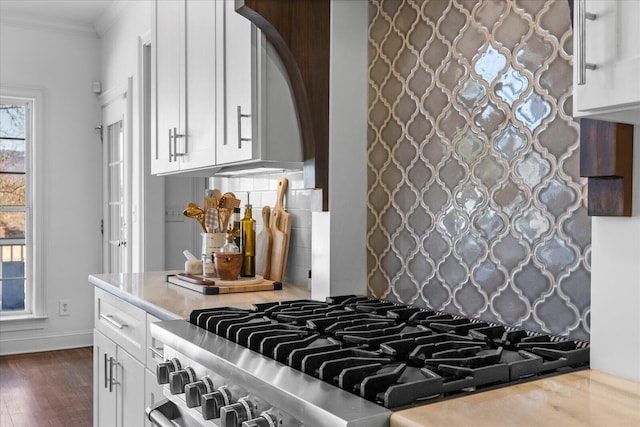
[235,0,330,211]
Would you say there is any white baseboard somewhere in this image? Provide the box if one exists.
[0,330,93,355]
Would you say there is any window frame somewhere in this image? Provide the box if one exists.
[0,87,45,324]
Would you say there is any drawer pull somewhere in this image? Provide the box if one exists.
[148,346,164,360]
[100,313,128,329]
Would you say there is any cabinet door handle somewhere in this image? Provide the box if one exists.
[173,127,186,161]
[237,105,251,149]
[104,352,109,389]
[576,0,597,85]
[148,346,164,360]
[168,128,173,163]
[100,313,128,329]
[108,356,116,392]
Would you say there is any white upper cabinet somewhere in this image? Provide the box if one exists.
[218,0,253,165]
[573,0,640,124]
[184,0,222,170]
[152,0,220,174]
[152,0,182,174]
[152,0,302,176]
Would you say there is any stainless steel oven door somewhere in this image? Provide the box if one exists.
[146,398,205,427]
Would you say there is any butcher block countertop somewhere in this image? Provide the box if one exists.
[391,369,640,427]
[89,270,310,320]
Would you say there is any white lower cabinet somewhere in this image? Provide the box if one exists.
[94,329,145,427]
[94,330,117,427]
[94,289,165,427]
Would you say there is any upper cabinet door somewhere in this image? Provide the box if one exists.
[573,0,640,124]
[183,0,220,170]
[153,0,184,174]
[218,0,255,165]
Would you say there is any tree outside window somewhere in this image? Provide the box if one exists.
[1,100,28,312]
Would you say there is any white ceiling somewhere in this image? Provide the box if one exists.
[0,0,114,31]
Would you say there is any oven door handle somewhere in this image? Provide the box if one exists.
[146,399,180,427]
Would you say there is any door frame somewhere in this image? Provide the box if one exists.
[99,78,133,274]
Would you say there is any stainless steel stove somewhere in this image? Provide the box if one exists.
[147,295,589,427]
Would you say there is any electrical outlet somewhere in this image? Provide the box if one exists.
[58,299,70,316]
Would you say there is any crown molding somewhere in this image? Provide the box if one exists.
[0,11,98,38]
[94,0,130,37]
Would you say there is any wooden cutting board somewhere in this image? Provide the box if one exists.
[255,206,272,279]
[166,273,281,295]
[269,178,292,282]
[269,211,287,282]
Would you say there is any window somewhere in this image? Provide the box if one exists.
[0,92,42,319]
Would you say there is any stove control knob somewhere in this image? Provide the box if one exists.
[185,376,215,408]
[220,401,251,427]
[242,413,278,427]
[169,366,196,395]
[156,358,181,384]
[201,390,227,420]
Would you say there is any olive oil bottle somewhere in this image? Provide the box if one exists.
[231,207,241,248]
[240,204,256,277]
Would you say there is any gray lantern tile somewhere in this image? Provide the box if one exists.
[368,0,589,340]
[514,91,552,131]
[454,279,487,317]
[535,235,577,279]
[514,33,553,74]
[475,0,508,29]
[491,285,529,325]
[439,254,468,285]
[493,234,528,270]
[539,178,577,218]
[455,181,485,214]
[514,151,551,188]
[513,261,552,302]
[474,45,507,85]
[455,233,486,266]
[559,265,591,313]
[474,153,506,188]
[407,206,432,235]
[494,124,527,161]
[514,206,550,243]
[534,290,579,336]
[472,259,506,296]
[495,66,529,107]
[421,279,450,311]
[494,10,529,50]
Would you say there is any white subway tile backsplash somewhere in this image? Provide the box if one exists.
[207,172,318,286]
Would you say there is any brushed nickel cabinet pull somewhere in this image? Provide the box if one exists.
[576,0,597,85]
[100,313,128,329]
[237,105,251,149]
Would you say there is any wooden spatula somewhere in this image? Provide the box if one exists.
[255,206,273,278]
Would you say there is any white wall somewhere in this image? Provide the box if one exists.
[99,1,199,272]
[591,125,640,382]
[0,20,101,353]
[98,0,167,272]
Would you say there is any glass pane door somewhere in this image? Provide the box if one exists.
[106,120,126,273]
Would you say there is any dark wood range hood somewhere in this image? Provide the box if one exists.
[236,0,331,211]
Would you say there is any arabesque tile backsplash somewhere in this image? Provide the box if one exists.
[367,0,590,340]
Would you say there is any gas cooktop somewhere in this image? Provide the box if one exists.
[189,295,589,409]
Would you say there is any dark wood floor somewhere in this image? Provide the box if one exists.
[0,347,93,427]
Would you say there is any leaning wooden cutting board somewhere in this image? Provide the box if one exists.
[269,178,292,282]
[255,206,272,278]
